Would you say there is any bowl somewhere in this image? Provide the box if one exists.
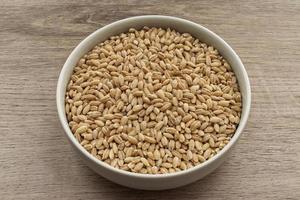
[56,15,251,190]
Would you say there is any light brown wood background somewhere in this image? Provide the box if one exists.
[0,0,299,199]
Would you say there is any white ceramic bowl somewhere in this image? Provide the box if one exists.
[57,15,251,190]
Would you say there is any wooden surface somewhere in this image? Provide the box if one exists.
[0,0,299,199]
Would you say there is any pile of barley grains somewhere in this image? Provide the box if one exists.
[65,27,242,174]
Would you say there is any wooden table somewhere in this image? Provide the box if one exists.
[1,1,299,199]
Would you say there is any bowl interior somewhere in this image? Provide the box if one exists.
[57,15,251,177]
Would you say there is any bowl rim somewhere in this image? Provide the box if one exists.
[56,15,251,178]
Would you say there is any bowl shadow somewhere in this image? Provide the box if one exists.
[88,166,224,200]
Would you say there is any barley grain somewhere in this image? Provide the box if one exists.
[65,27,242,174]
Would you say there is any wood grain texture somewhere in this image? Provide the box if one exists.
[0,0,299,199]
